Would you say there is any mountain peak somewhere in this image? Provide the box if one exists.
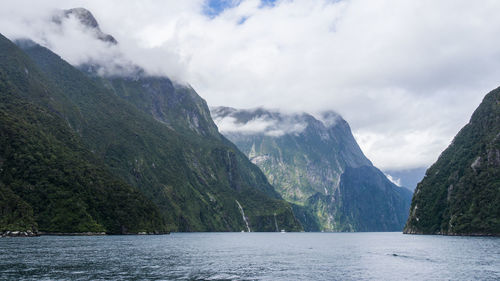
[316,111,341,128]
[211,106,347,138]
[53,7,117,45]
[210,106,313,137]
[64,8,99,29]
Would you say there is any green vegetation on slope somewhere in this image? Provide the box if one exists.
[0,184,36,232]
[404,87,500,235]
[0,34,167,234]
[14,38,300,232]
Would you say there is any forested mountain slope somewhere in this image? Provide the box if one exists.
[404,87,500,236]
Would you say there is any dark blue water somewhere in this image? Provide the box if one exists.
[1,232,499,280]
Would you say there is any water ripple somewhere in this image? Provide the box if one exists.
[0,233,499,280]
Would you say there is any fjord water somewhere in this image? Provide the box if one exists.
[1,233,498,280]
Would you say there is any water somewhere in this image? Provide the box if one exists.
[1,232,499,280]
[235,200,251,232]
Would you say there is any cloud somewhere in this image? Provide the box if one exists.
[212,110,308,137]
[315,111,341,128]
[0,0,189,79]
[384,173,402,187]
[2,0,500,170]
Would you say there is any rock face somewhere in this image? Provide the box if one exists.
[404,88,500,236]
[212,107,413,231]
[53,8,118,44]
[93,75,221,138]
[211,108,371,203]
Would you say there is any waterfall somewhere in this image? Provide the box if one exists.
[236,200,251,232]
[274,212,279,232]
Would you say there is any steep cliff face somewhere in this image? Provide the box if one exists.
[326,166,414,231]
[211,107,371,204]
[404,88,500,236]
[94,75,220,138]
[212,107,412,231]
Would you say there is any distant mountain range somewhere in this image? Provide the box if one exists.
[211,107,413,231]
[404,87,500,236]
[0,8,302,234]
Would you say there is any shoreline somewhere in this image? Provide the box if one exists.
[1,231,170,237]
[403,231,500,237]
[4,231,498,237]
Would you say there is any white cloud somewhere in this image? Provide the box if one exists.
[314,111,341,128]
[1,0,500,170]
[213,114,307,137]
[384,173,401,187]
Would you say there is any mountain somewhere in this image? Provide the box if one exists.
[0,34,166,234]
[53,7,118,44]
[1,8,302,233]
[211,107,413,231]
[404,87,500,236]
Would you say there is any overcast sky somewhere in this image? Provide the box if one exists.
[2,0,500,171]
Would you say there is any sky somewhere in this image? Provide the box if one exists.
[1,0,500,171]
